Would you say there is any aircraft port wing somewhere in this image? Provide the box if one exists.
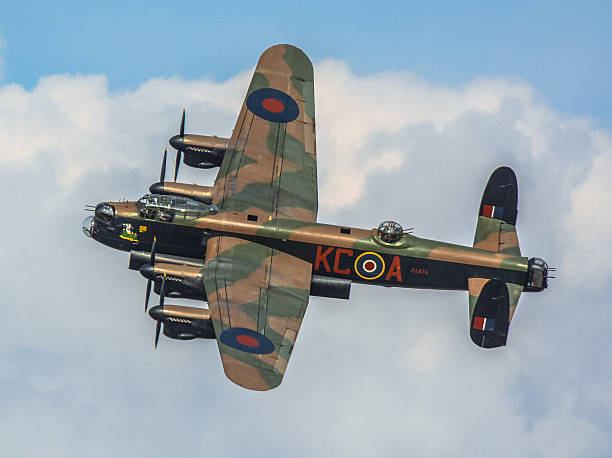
[203,236,312,390]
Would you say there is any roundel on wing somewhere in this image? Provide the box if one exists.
[354,252,386,280]
[246,88,299,123]
[219,327,275,354]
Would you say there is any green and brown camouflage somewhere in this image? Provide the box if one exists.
[213,44,317,223]
[83,44,550,391]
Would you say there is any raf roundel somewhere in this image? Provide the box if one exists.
[219,327,275,354]
[246,88,300,123]
[354,252,386,280]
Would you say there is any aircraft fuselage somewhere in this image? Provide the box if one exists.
[84,198,533,293]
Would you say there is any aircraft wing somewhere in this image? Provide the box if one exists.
[211,44,318,222]
[203,236,312,390]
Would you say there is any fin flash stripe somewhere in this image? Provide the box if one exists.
[473,316,496,331]
[482,205,504,219]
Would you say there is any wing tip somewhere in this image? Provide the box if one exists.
[220,354,284,391]
[258,44,314,81]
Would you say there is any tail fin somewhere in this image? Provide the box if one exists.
[473,166,521,256]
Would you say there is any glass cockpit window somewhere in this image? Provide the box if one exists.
[137,194,212,222]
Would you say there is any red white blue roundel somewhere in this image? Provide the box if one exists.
[219,327,275,354]
[246,88,299,123]
[354,252,386,280]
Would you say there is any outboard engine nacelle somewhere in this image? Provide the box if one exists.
[170,134,228,169]
[149,305,216,345]
[524,257,549,292]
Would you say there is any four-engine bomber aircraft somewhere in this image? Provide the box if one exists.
[82,44,550,391]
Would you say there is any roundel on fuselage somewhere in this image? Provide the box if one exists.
[354,252,385,280]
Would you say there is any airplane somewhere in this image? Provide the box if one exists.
[82,44,550,391]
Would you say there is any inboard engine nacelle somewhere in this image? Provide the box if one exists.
[129,251,207,301]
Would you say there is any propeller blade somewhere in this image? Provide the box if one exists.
[159,275,166,308]
[160,148,167,183]
[145,236,157,313]
[154,319,161,349]
[151,236,157,266]
[145,279,152,313]
[180,109,185,137]
[172,110,185,181]
[173,149,181,181]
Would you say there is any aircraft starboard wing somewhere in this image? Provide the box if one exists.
[203,236,312,390]
[212,44,318,222]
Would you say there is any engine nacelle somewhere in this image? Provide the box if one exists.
[149,305,215,340]
[132,251,207,301]
[129,250,204,271]
[152,275,206,301]
[148,182,214,204]
[169,134,228,169]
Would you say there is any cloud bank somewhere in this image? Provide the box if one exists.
[0,57,611,457]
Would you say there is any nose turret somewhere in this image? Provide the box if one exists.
[94,203,115,223]
[82,216,95,237]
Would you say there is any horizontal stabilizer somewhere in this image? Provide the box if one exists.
[469,278,510,348]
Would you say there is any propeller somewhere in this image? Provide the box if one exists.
[144,237,157,313]
[172,109,186,181]
[154,319,162,349]
[153,276,167,349]
[148,305,164,350]
[150,236,157,265]
[160,148,167,183]
[145,280,152,313]
[159,274,166,308]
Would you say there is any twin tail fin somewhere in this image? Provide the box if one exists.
[473,166,521,256]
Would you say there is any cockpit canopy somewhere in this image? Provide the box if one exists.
[137,194,218,223]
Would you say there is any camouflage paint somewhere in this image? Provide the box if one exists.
[85,45,548,391]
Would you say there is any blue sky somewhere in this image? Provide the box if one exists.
[2,1,611,127]
[1,3,612,457]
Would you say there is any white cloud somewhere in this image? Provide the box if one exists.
[0,69,251,189]
[562,130,612,286]
[0,58,611,457]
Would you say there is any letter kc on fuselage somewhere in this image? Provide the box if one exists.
[82,44,550,391]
